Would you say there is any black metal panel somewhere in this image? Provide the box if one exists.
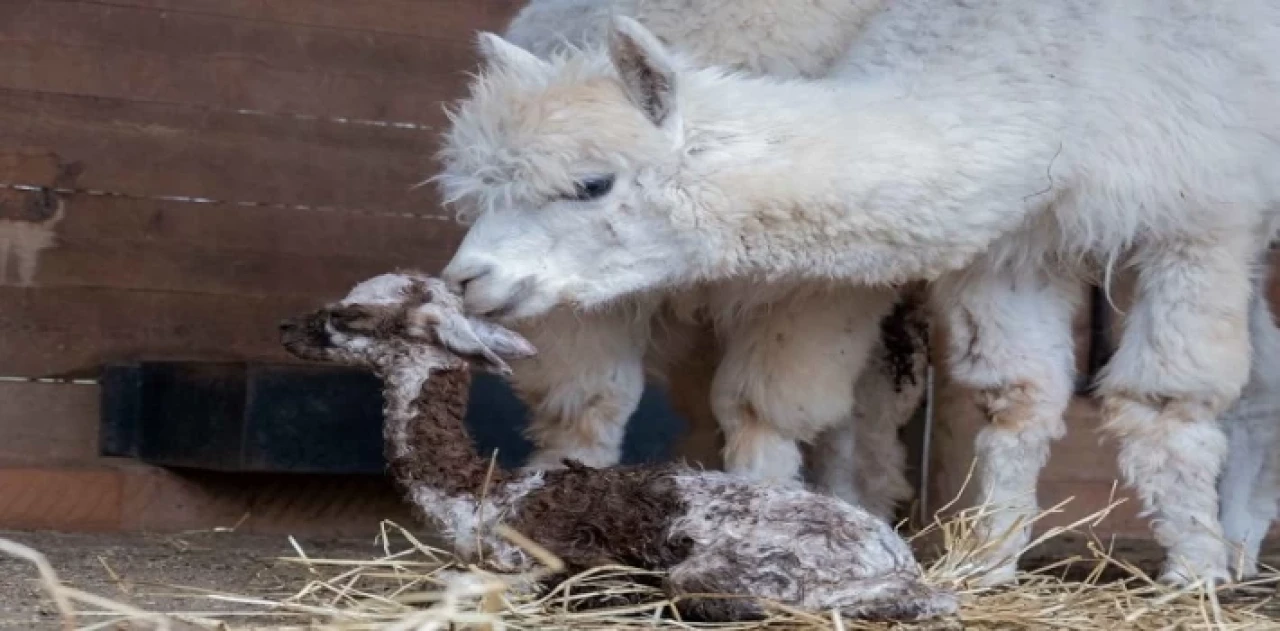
[240,365,385,472]
[100,361,688,474]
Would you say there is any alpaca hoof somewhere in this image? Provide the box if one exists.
[1226,560,1260,583]
[1157,561,1229,588]
[1225,547,1260,582]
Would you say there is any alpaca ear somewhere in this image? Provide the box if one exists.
[432,311,537,376]
[608,16,681,133]
[476,32,548,74]
[465,317,538,360]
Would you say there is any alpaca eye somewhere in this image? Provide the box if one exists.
[567,175,615,201]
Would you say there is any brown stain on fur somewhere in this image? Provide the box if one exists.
[975,381,1041,430]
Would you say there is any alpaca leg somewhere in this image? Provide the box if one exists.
[1221,266,1280,579]
[850,408,914,521]
[846,296,931,520]
[666,548,955,622]
[711,289,890,487]
[934,266,1082,586]
[810,419,863,506]
[1221,407,1280,579]
[510,307,647,469]
[651,318,726,470]
[1098,243,1256,586]
[822,574,959,622]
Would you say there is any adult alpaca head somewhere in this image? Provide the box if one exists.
[438,17,702,322]
[439,16,956,322]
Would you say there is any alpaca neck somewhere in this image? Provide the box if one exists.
[674,70,1059,286]
[378,360,510,501]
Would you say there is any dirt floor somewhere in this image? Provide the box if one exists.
[0,530,396,630]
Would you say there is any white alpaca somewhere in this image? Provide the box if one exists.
[1220,250,1280,579]
[437,5,1280,585]
[496,0,924,519]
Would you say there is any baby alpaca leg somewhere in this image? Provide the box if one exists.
[1098,243,1255,585]
[934,266,1082,586]
[666,545,956,622]
[1220,263,1280,579]
[711,288,891,487]
[509,307,648,469]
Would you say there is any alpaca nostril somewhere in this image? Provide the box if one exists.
[279,319,297,333]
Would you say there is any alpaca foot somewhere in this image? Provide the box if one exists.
[1158,557,1230,588]
[1226,555,1260,582]
[833,576,960,621]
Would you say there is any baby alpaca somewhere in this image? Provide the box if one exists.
[279,272,956,622]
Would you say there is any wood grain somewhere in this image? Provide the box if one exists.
[0,381,100,464]
[0,90,445,212]
[0,0,520,120]
[46,0,524,39]
[0,286,318,376]
[0,188,459,297]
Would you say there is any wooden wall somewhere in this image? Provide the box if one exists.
[0,0,523,534]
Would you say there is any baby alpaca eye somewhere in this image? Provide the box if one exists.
[567,174,615,201]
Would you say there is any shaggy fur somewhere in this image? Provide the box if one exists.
[1220,253,1280,580]
[280,272,957,622]
[493,0,924,519]
[436,3,1280,586]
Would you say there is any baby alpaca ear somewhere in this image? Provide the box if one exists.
[608,16,681,134]
[433,312,537,376]
[476,32,548,75]
[464,318,538,360]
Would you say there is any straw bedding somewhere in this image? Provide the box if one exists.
[2,481,1276,631]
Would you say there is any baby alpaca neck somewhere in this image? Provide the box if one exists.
[380,363,510,499]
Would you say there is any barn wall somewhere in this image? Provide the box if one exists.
[0,0,525,535]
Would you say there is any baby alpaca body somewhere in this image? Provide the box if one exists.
[281,271,957,622]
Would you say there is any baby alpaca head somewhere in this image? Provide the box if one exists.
[439,17,704,323]
[280,272,537,374]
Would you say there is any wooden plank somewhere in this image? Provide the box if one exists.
[0,381,100,464]
[0,286,321,377]
[60,0,524,39]
[0,90,446,212]
[0,189,460,297]
[0,0,510,121]
[44,194,460,261]
[1,1,484,83]
[0,40,462,124]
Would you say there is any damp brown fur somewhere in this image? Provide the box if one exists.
[281,271,958,623]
